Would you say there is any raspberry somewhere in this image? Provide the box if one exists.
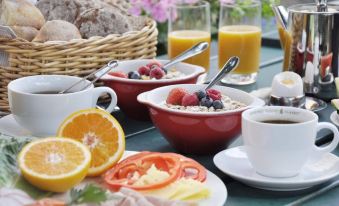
[182,93,199,107]
[108,71,127,78]
[166,88,189,105]
[150,67,165,79]
[138,66,151,76]
[206,89,222,101]
[146,61,163,70]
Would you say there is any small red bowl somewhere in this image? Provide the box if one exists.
[137,84,265,154]
[100,60,205,120]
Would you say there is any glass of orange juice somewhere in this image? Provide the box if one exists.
[168,1,211,71]
[218,0,262,85]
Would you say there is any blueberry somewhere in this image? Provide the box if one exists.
[128,71,141,79]
[196,90,207,100]
[200,96,213,108]
[212,100,224,110]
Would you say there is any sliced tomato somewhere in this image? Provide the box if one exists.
[104,153,181,191]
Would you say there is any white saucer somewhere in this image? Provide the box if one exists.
[330,111,339,127]
[213,146,339,191]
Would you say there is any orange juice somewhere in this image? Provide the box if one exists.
[218,25,261,74]
[168,30,211,71]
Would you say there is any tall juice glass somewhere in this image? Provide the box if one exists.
[218,1,261,85]
[168,1,211,71]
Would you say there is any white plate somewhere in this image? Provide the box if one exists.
[214,146,339,191]
[0,115,227,206]
[330,111,339,127]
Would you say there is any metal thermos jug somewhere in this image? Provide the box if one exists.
[273,2,339,101]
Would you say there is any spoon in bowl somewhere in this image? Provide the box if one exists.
[205,56,240,90]
[162,42,209,71]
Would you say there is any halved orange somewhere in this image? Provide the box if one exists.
[57,109,125,176]
[18,137,91,192]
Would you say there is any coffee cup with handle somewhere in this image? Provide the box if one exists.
[8,75,117,136]
[242,106,339,178]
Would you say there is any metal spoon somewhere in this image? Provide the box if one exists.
[205,56,240,90]
[59,60,118,94]
[162,42,209,71]
[286,179,339,206]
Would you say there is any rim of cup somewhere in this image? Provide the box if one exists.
[242,106,318,126]
[8,75,93,96]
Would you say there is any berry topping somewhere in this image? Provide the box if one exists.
[128,71,141,79]
[108,71,128,78]
[195,90,207,100]
[150,67,165,79]
[206,89,222,101]
[200,96,213,108]
[182,93,199,107]
[166,88,189,105]
[138,66,151,76]
[212,100,224,110]
[146,61,163,70]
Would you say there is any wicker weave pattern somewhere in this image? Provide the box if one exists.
[0,19,158,112]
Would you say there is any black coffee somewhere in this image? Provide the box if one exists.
[33,90,71,94]
[261,120,299,124]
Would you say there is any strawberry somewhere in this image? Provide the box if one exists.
[206,89,222,101]
[138,66,151,76]
[182,93,199,106]
[108,71,128,78]
[166,88,189,105]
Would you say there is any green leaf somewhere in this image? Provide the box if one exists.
[0,133,49,199]
[68,184,108,205]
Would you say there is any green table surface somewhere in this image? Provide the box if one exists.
[111,44,339,206]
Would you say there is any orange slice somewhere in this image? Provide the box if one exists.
[57,109,125,176]
[18,137,91,192]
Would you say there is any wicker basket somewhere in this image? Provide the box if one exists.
[0,18,158,112]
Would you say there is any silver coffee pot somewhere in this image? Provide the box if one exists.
[272,1,339,100]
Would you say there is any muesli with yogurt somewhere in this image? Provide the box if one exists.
[108,61,184,80]
[165,87,246,112]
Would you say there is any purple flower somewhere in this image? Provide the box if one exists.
[151,3,168,23]
[128,0,199,23]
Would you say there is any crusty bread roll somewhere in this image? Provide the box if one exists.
[0,0,45,29]
[74,7,132,38]
[10,26,38,41]
[33,20,82,42]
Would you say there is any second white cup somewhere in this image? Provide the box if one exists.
[242,106,339,178]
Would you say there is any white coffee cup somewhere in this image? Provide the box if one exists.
[8,75,117,136]
[242,106,339,178]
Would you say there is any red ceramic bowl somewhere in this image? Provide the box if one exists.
[137,84,265,154]
[100,60,205,120]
